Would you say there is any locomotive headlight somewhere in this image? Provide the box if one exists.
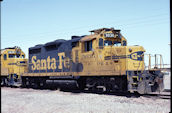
[129,48,132,52]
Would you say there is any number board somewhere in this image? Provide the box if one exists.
[104,33,114,38]
[8,51,15,54]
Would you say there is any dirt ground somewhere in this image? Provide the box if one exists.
[1,87,171,113]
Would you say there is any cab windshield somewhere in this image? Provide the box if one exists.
[8,54,25,58]
[104,40,112,46]
[104,40,121,46]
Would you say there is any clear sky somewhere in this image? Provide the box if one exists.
[1,0,170,66]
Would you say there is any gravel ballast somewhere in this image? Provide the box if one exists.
[1,87,170,113]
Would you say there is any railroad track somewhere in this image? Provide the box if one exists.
[141,91,171,99]
[82,90,171,100]
[2,85,170,100]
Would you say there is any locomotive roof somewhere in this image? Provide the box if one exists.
[70,36,83,42]
[29,27,123,50]
[29,45,43,49]
[80,34,97,42]
[0,46,21,54]
[90,28,110,33]
[0,46,24,55]
[44,39,66,46]
[29,37,83,50]
[90,28,120,34]
[1,46,21,50]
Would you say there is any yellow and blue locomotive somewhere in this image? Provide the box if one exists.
[0,46,28,86]
[22,28,163,94]
[21,28,164,94]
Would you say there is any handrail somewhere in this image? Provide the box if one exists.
[144,54,164,70]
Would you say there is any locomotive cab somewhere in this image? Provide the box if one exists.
[78,28,145,75]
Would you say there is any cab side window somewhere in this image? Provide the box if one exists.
[122,40,127,46]
[99,38,103,46]
[99,38,103,49]
[4,54,7,60]
[84,40,92,52]
[104,40,112,46]
[22,55,25,58]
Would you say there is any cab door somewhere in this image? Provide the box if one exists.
[79,39,97,75]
